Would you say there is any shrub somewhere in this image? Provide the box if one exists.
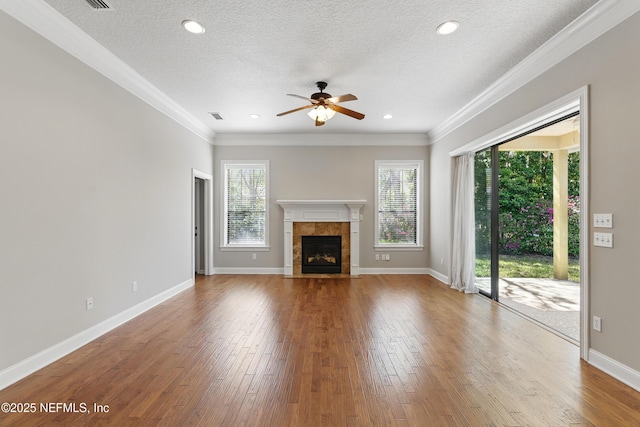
[498,196,579,257]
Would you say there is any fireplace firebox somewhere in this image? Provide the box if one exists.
[301,235,342,274]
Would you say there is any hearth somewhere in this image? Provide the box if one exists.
[302,235,342,274]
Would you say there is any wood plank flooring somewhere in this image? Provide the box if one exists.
[1,274,639,426]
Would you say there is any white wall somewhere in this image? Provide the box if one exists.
[0,12,214,372]
[428,11,640,373]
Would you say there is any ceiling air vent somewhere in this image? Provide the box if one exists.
[209,112,224,120]
[84,0,111,10]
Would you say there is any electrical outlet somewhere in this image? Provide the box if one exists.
[375,254,380,261]
[440,257,444,265]
[252,253,257,260]
[86,297,94,311]
[593,316,602,332]
[132,281,138,292]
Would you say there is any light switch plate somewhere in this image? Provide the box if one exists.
[594,213,613,228]
[594,232,613,248]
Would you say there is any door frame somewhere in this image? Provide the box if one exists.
[192,169,214,278]
[450,86,590,360]
[194,177,203,274]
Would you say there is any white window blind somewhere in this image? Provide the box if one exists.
[223,162,268,247]
[376,161,422,246]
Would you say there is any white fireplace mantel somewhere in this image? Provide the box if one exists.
[277,200,366,276]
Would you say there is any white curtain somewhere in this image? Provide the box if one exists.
[450,153,478,293]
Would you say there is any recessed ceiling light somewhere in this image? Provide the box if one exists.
[250,114,261,119]
[383,114,393,120]
[436,20,459,35]
[182,20,205,34]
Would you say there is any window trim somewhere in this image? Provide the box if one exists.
[220,160,270,251]
[374,160,424,249]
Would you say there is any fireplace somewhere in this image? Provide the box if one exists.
[302,235,342,274]
[276,200,366,276]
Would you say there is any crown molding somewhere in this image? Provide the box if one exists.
[213,133,429,146]
[428,0,640,144]
[0,0,215,143]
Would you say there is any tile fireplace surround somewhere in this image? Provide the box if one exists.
[276,200,366,276]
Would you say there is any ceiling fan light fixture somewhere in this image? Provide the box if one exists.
[182,20,205,34]
[436,20,459,35]
[307,106,336,122]
[277,81,363,125]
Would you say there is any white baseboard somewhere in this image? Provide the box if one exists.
[588,349,640,392]
[212,267,284,275]
[212,267,429,275]
[427,268,449,284]
[359,268,429,275]
[0,278,194,391]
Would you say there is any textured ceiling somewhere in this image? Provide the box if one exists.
[42,0,598,136]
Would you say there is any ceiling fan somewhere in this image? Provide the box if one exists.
[276,81,365,126]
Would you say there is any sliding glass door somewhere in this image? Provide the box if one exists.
[474,147,495,298]
[473,114,581,342]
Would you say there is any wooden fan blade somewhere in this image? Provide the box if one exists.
[329,104,365,120]
[315,117,325,126]
[276,104,314,116]
[327,94,357,103]
[287,94,318,103]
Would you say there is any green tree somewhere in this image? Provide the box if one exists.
[474,150,580,257]
[498,150,579,256]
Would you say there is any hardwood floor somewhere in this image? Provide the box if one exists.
[1,275,639,426]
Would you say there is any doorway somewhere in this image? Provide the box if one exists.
[194,177,204,274]
[450,87,589,357]
[475,114,581,342]
[192,169,213,278]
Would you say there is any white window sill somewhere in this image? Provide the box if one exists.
[220,246,271,252]
[374,245,424,252]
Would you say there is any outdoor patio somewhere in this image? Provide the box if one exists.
[476,277,580,342]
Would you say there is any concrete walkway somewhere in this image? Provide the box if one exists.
[476,277,580,342]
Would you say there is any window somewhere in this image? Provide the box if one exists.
[222,161,269,249]
[375,160,423,248]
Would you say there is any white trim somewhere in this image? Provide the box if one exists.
[359,268,430,275]
[588,350,640,392]
[578,88,590,361]
[427,268,449,284]
[212,267,284,275]
[430,0,640,144]
[0,0,214,144]
[449,87,583,156]
[213,267,429,275]
[213,134,429,147]
[192,169,214,277]
[374,245,424,252]
[0,278,193,391]
[219,246,271,252]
